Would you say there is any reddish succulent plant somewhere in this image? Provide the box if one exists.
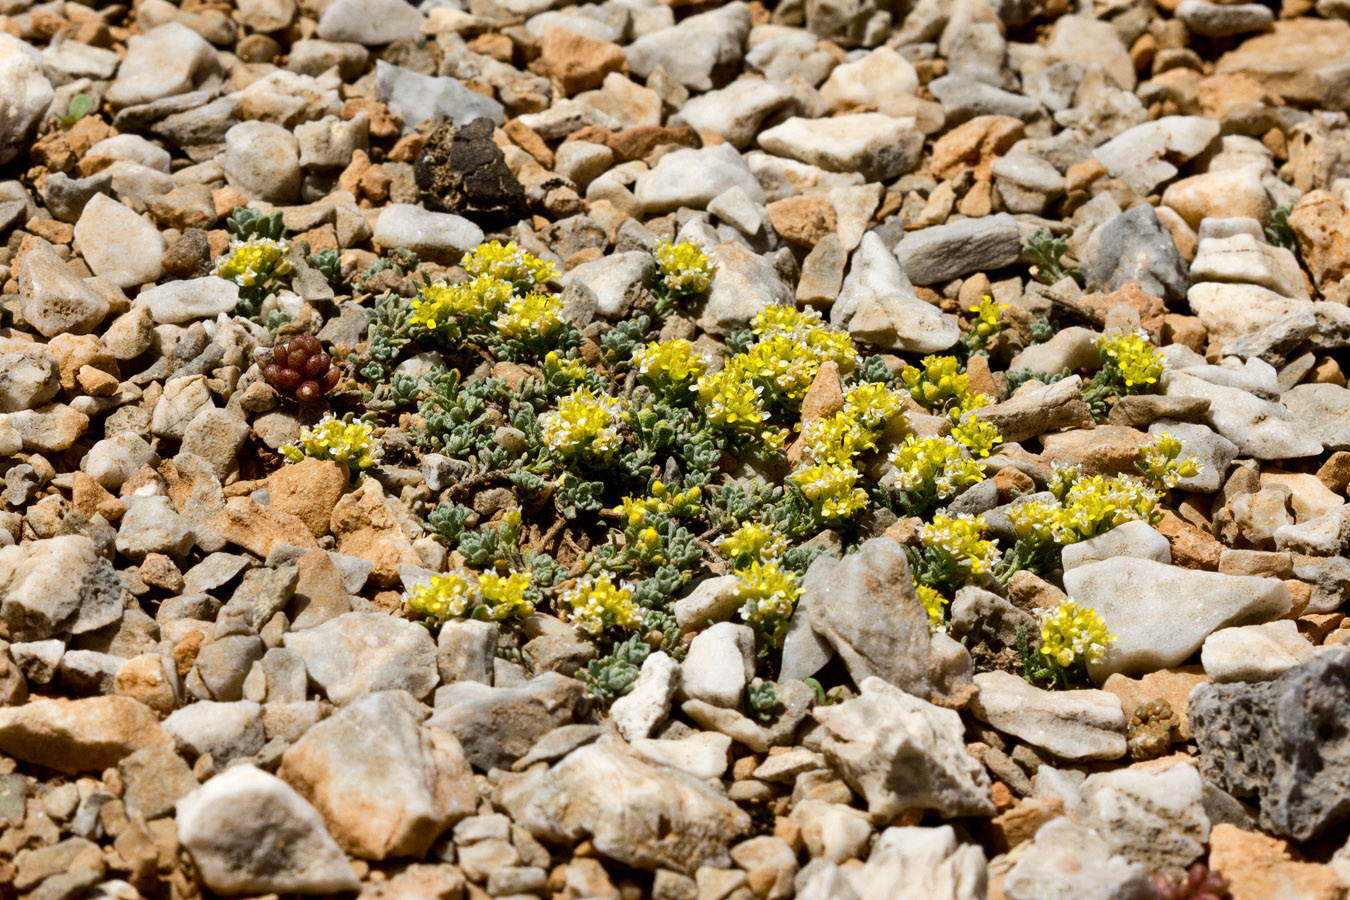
[265,335,339,403]
[1152,862,1230,900]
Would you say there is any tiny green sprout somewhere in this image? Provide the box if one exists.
[57,93,94,129]
[1024,227,1085,286]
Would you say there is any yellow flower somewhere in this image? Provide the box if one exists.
[950,419,1002,458]
[544,351,590,383]
[888,435,986,501]
[1136,432,1201,490]
[477,571,535,621]
[282,414,380,471]
[696,359,767,430]
[655,240,715,296]
[717,522,787,564]
[493,290,563,340]
[789,461,869,521]
[733,560,801,646]
[540,387,624,460]
[843,382,907,432]
[633,339,709,389]
[410,276,513,334]
[215,236,291,288]
[969,294,1006,342]
[462,240,558,289]
[564,575,641,637]
[918,513,1000,576]
[1098,331,1164,389]
[915,584,949,633]
[1039,600,1115,667]
[405,572,474,621]
[801,411,872,467]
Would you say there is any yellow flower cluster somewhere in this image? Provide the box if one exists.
[540,387,624,460]
[717,521,788,563]
[950,419,1002,458]
[563,575,642,636]
[462,240,558,289]
[619,482,701,527]
[493,290,564,340]
[410,276,513,334]
[915,584,950,634]
[634,339,709,390]
[843,381,907,432]
[1039,600,1115,668]
[919,513,1000,576]
[789,461,869,522]
[697,358,769,429]
[1137,432,1201,490]
[655,240,715,296]
[405,570,535,623]
[733,560,802,647]
[544,351,590,383]
[889,435,986,501]
[752,307,857,377]
[1012,466,1163,548]
[282,415,380,471]
[968,295,1006,344]
[215,236,291,288]
[1098,331,1165,389]
[901,355,989,418]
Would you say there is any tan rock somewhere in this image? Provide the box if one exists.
[266,458,348,539]
[330,479,420,588]
[1162,166,1273,231]
[114,654,179,717]
[71,470,125,522]
[1316,451,1350,495]
[1077,281,1166,340]
[534,27,627,95]
[766,195,837,247]
[1288,190,1350,290]
[1100,666,1209,740]
[46,333,117,395]
[930,115,1024,181]
[0,696,172,773]
[1216,19,1350,110]
[218,496,319,559]
[1156,511,1224,570]
[1040,426,1152,477]
[1208,823,1346,900]
[290,548,353,631]
[991,796,1064,852]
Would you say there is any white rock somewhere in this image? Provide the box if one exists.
[708,186,768,237]
[564,251,650,319]
[87,135,172,173]
[177,764,360,896]
[830,232,959,353]
[635,143,765,215]
[674,78,796,149]
[553,141,613,191]
[970,671,1127,760]
[814,677,994,821]
[1008,326,1102,376]
[1147,421,1236,493]
[9,639,63,685]
[678,622,754,709]
[1046,15,1136,90]
[611,651,680,741]
[819,47,919,115]
[1274,505,1350,556]
[1005,818,1155,900]
[0,343,58,413]
[625,2,751,92]
[116,495,195,560]
[1093,116,1220,196]
[135,278,241,325]
[674,574,744,632]
[373,204,485,264]
[1079,764,1210,877]
[698,241,793,336]
[74,194,164,289]
[223,121,301,204]
[757,114,923,182]
[1162,369,1323,459]
[18,244,109,338]
[163,700,264,764]
[0,35,54,164]
[284,612,439,705]
[106,23,219,109]
[0,535,123,641]
[629,731,732,780]
[1261,471,1344,522]
[316,0,426,45]
[152,375,215,440]
[1201,620,1316,683]
[375,60,504,129]
[1185,281,1307,347]
[1061,520,1171,571]
[295,114,368,170]
[1062,557,1292,680]
[1190,229,1309,301]
[846,825,987,900]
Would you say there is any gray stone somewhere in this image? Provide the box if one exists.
[223,121,301,204]
[697,241,793,336]
[970,671,1127,760]
[831,232,959,353]
[1079,764,1209,877]
[815,677,995,821]
[375,60,504,130]
[18,244,109,338]
[284,612,439,705]
[625,2,751,92]
[1177,0,1273,36]
[635,144,765,216]
[162,700,264,764]
[436,619,497,685]
[106,24,219,110]
[1060,520,1171,571]
[1093,116,1220,196]
[177,764,360,895]
[893,213,1022,285]
[428,672,586,770]
[73,194,164,289]
[564,251,651,319]
[927,75,1042,125]
[316,0,424,44]
[1084,205,1189,302]
[0,535,123,641]
[969,376,1094,443]
[134,277,240,325]
[1004,818,1155,900]
[1163,370,1324,459]
[116,496,194,561]
[118,746,198,821]
[1283,382,1350,451]
[0,343,59,413]
[1192,649,1350,840]
[757,114,923,182]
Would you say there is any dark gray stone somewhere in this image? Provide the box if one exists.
[427,673,587,771]
[893,213,1022,285]
[1191,648,1350,840]
[1084,204,1189,302]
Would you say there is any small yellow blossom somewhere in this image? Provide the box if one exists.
[1039,600,1115,668]
[655,240,715,296]
[733,560,802,646]
[540,387,623,460]
[696,360,767,430]
[1098,331,1165,389]
[919,513,1000,577]
[282,415,380,471]
[843,382,907,432]
[493,290,563,340]
[1136,432,1201,490]
[633,339,709,389]
[915,584,949,633]
[889,435,986,502]
[801,411,872,467]
[462,240,558,289]
[564,575,642,636]
[477,571,535,621]
[544,351,590,383]
[405,572,474,620]
[718,522,787,564]
[214,236,291,288]
[950,419,1002,458]
[789,461,869,521]
[410,276,513,334]
[968,295,1006,343]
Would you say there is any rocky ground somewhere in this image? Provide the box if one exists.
[2,0,1350,898]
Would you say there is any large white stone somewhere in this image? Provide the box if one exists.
[373,204,485,264]
[74,194,164,289]
[757,114,923,182]
[0,35,54,165]
[830,232,960,353]
[106,23,219,109]
[970,671,1127,760]
[635,143,765,215]
[1200,620,1316,683]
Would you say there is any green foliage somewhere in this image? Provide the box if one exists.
[1265,205,1298,253]
[746,679,782,724]
[1024,228,1084,287]
[1028,316,1057,344]
[857,354,897,385]
[581,633,651,705]
[57,93,94,129]
[227,207,285,242]
[599,315,653,371]
[426,502,473,545]
[308,248,344,287]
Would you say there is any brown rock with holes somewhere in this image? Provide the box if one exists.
[1208,824,1345,900]
[414,119,527,225]
[930,116,1025,180]
[266,457,348,539]
[533,27,627,95]
[330,479,420,588]
[766,195,837,247]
